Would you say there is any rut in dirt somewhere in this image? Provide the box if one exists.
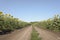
[34,27,60,40]
[0,26,32,40]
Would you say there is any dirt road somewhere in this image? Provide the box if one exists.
[35,27,60,40]
[0,26,32,40]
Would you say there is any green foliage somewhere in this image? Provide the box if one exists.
[0,12,30,33]
[32,14,60,32]
[31,27,41,40]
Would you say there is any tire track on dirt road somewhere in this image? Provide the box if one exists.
[0,26,32,40]
[35,27,60,40]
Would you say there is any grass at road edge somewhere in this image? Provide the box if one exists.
[31,27,41,40]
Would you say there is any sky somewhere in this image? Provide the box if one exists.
[0,0,60,22]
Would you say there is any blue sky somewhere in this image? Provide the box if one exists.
[0,0,60,22]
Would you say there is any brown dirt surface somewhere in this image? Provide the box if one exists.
[35,27,60,40]
[0,26,32,40]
